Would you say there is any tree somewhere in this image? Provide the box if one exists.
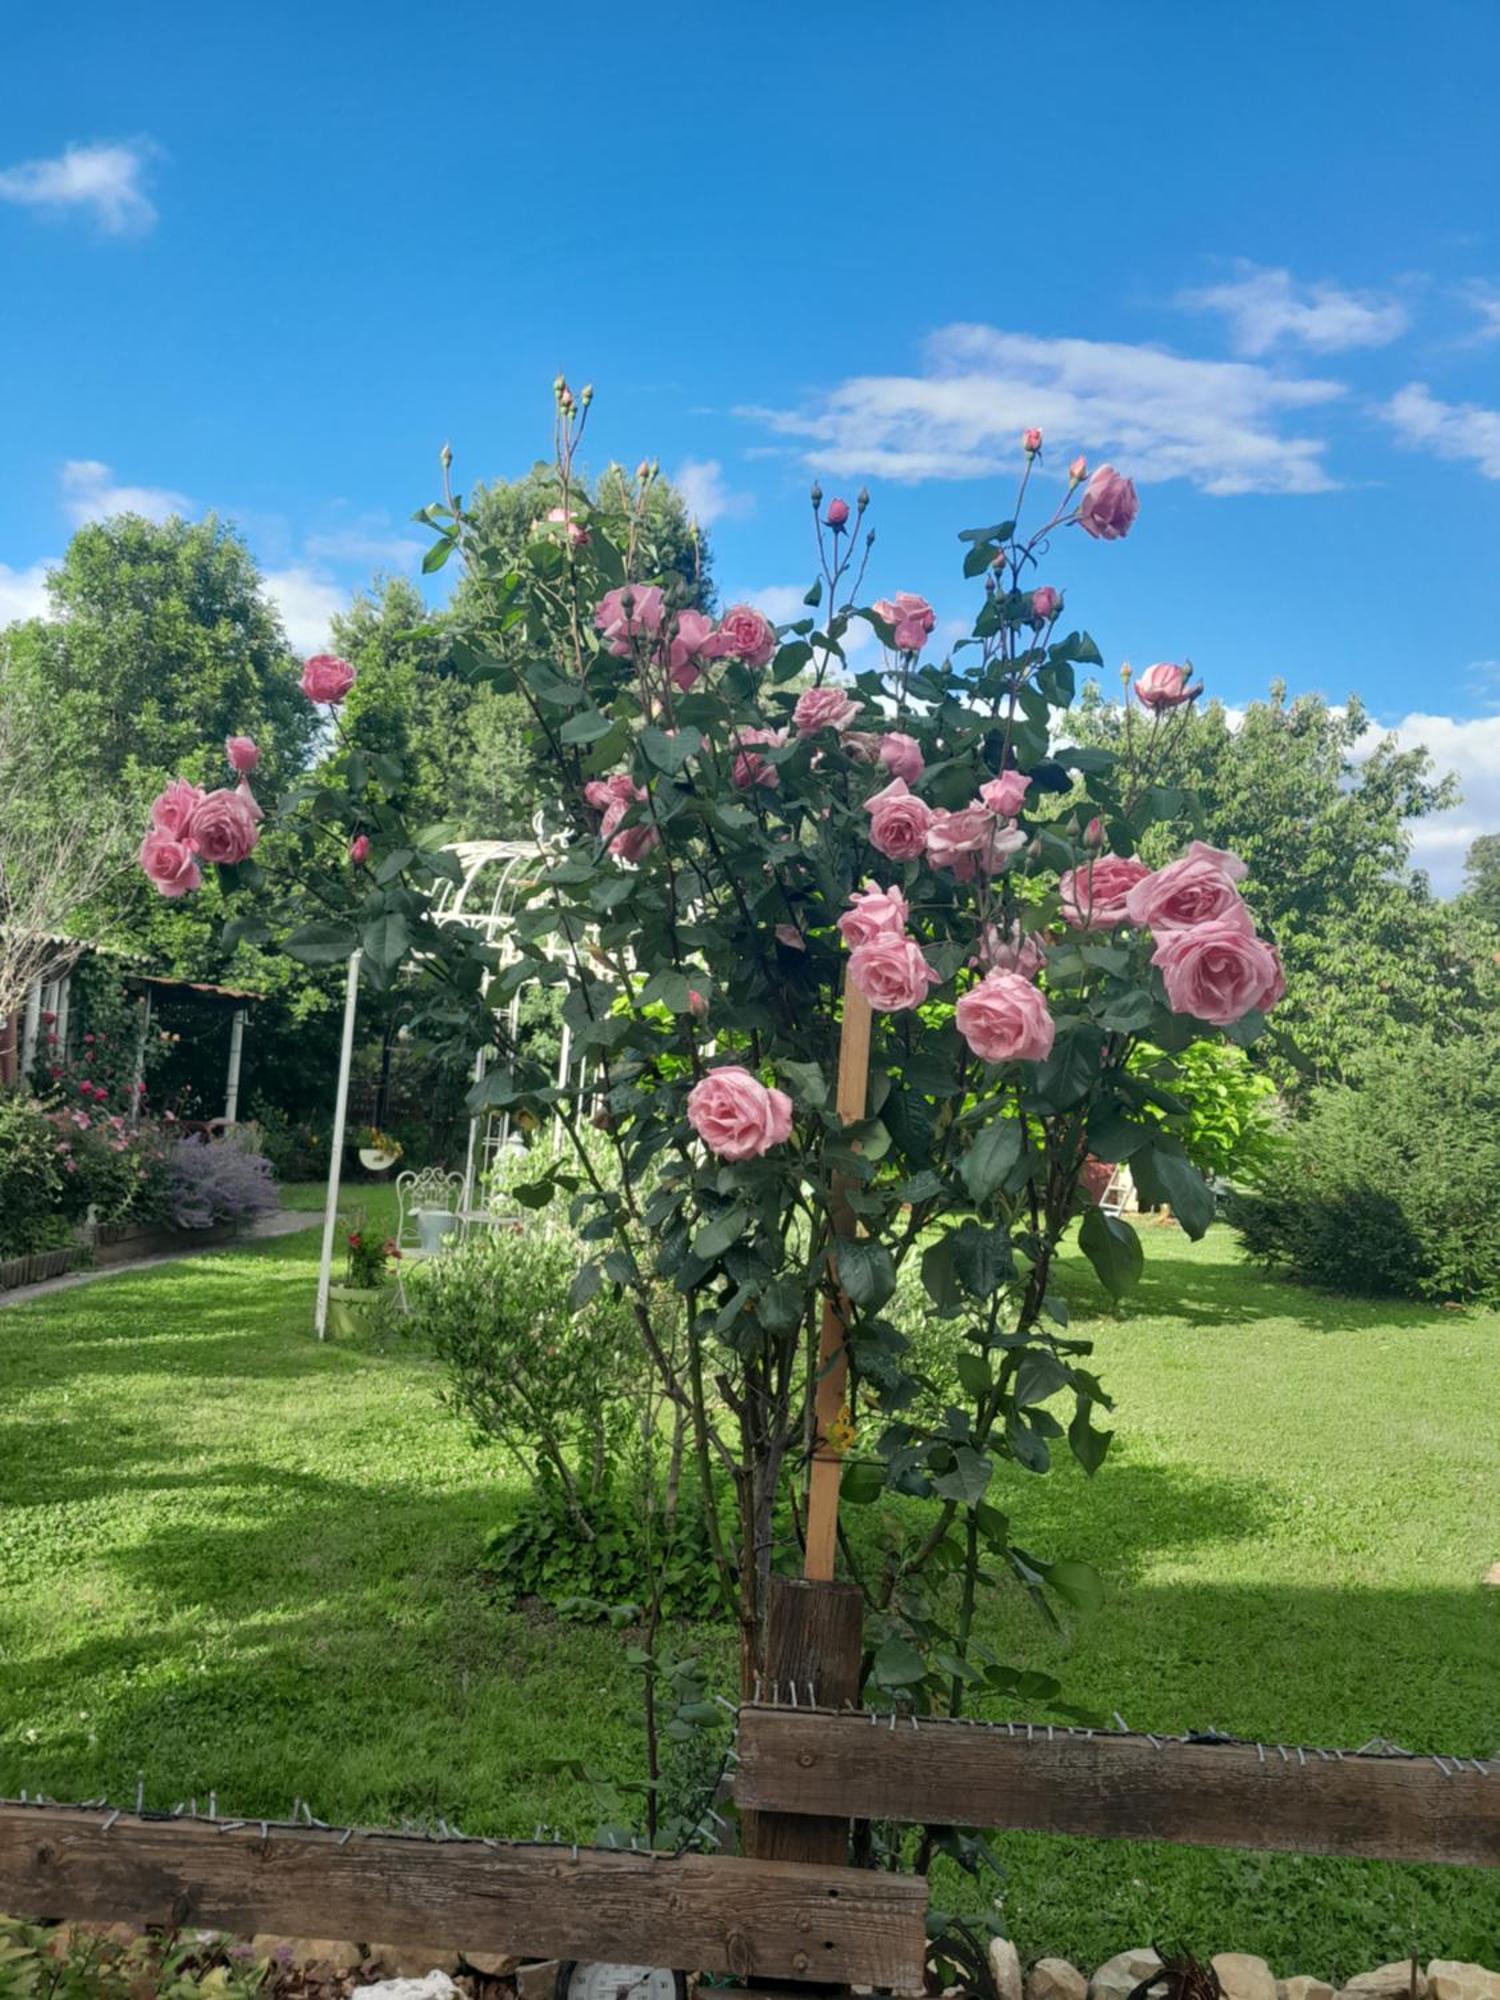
[1463,832,1500,930]
[1066,684,1499,1088]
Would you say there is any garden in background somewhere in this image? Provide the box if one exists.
[2,393,1499,1997]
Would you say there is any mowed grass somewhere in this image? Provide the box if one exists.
[0,1199,1496,1975]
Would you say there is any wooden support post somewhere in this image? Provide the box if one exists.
[803,985,871,1584]
[743,1576,865,1866]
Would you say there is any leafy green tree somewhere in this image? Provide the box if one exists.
[1462,831,1500,930]
[1066,684,1499,1087]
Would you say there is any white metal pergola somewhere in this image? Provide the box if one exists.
[312,836,569,1339]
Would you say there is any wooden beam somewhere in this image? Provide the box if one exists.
[733,1709,1500,1870]
[0,1806,927,1993]
[743,1578,863,1866]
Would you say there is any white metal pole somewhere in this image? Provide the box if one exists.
[314,951,362,1340]
[54,974,71,1064]
[129,989,152,1126]
[462,1044,486,1212]
[223,1006,246,1126]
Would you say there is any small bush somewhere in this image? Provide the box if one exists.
[1228,1031,1500,1305]
[0,1092,65,1257]
[166,1134,279,1229]
[484,1488,724,1620]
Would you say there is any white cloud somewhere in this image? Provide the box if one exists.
[0,561,54,625]
[61,459,191,525]
[304,526,426,569]
[741,323,1345,496]
[263,566,347,655]
[1456,282,1500,346]
[1356,710,1500,894]
[1378,382,1500,479]
[1178,261,1408,357]
[0,141,157,234]
[674,458,755,528]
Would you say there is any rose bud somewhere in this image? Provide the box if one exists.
[826,497,850,530]
[349,835,371,865]
[1023,427,1043,455]
[1031,585,1061,622]
[1069,455,1088,485]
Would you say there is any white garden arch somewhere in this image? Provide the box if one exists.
[312,830,570,1338]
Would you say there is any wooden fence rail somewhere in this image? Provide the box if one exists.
[733,1707,1500,1870]
[0,1803,929,1992]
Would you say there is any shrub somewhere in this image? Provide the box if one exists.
[404,1225,641,1507]
[166,1134,279,1229]
[0,1091,65,1257]
[484,1487,724,1620]
[1130,1039,1284,1184]
[1228,1031,1500,1304]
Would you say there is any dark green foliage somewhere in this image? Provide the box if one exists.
[1229,1031,1500,1304]
[483,1489,724,1621]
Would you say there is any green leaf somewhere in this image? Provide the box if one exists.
[756,1277,805,1334]
[841,1459,885,1505]
[282,919,358,966]
[777,1059,829,1109]
[568,1261,601,1310]
[1078,1206,1144,1301]
[1013,1348,1070,1407]
[921,1236,961,1313]
[560,708,616,746]
[638,968,693,1012]
[962,541,1001,578]
[951,1221,1013,1299]
[693,1206,749,1261]
[374,847,414,885]
[955,1350,992,1398]
[421,535,456,573]
[957,519,1015,544]
[640,724,702,772]
[960,1116,1023,1202]
[362,910,411,972]
[1139,1144,1216,1239]
[1038,1556,1104,1617]
[835,1237,896,1311]
[870,1636,926,1689]
[931,1443,992,1506]
[1068,1402,1114,1476]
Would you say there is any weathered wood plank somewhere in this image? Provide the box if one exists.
[734,1709,1500,1870]
[743,1578,863,1866]
[0,1806,928,1991]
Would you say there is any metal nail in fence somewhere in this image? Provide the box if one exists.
[1257,1743,1266,1764]
[260,1821,269,1842]
[136,1776,145,1814]
[209,1792,218,1820]
[1297,1747,1306,1767]
[714,1696,737,1715]
[788,1682,797,1707]
[102,1809,120,1834]
[1433,1756,1451,1776]
[1113,1712,1129,1733]
[753,1674,762,1703]
[339,1826,354,1847]
[1146,1735,1162,1749]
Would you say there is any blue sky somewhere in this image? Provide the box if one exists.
[2,0,1497,884]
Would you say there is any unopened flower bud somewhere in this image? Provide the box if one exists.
[1023,427,1043,455]
[553,373,567,396]
[581,383,593,405]
[810,480,824,508]
[439,441,453,472]
[636,459,651,484]
[1069,455,1088,485]
[1084,816,1106,849]
[826,496,850,530]
[1027,837,1043,865]
[856,487,870,511]
[1120,660,1134,685]
[991,549,1007,571]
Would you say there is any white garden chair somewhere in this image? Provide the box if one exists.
[393,1167,464,1308]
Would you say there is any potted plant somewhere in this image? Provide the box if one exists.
[356,1126,403,1173]
[326,1218,400,1337]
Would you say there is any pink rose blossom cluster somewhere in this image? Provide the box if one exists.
[584,770,660,863]
[594,584,667,657]
[593,595,779,686]
[687,1065,794,1161]
[864,768,1032,882]
[872,592,936,653]
[139,770,262,898]
[730,725,789,791]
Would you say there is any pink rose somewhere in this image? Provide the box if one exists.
[688,987,708,1020]
[955,971,1056,1064]
[300,654,357,704]
[1134,662,1201,712]
[928,807,1024,880]
[187,788,260,865]
[1022,426,1043,454]
[873,592,936,653]
[139,829,202,899]
[977,920,1047,979]
[978,770,1031,818]
[864,777,932,861]
[1058,854,1151,929]
[609,822,660,865]
[687,1065,794,1160]
[664,608,716,691]
[1077,465,1139,542]
[1124,854,1252,935]
[544,505,589,548]
[149,778,205,839]
[774,922,806,950]
[1030,586,1061,624]
[584,771,648,840]
[729,725,787,791]
[225,735,260,774]
[847,935,941,1013]
[837,881,910,949]
[705,603,777,670]
[843,731,882,765]
[1185,839,1248,883]
[826,497,850,529]
[878,731,924,785]
[793,685,864,735]
[234,777,263,823]
[594,585,666,657]
[349,835,371,865]
[1153,920,1284,1026]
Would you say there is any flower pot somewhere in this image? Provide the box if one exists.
[415,1207,456,1254]
[326,1282,385,1338]
[358,1148,398,1172]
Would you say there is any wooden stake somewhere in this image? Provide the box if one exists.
[803,984,872,1582]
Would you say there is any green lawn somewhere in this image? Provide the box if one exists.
[0,1206,1496,1975]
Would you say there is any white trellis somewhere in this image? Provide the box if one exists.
[312,832,575,1338]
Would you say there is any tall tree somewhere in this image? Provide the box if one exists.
[1462,832,1500,930]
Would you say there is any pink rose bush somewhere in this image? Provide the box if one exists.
[150,390,1286,1711]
